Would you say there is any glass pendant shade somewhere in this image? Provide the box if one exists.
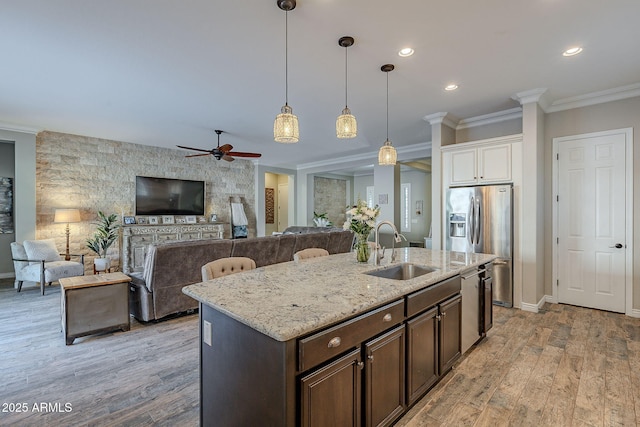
[378,139,397,165]
[274,104,299,143]
[336,107,357,139]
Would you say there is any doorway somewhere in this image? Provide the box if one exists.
[264,172,292,235]
[552,128,633,314]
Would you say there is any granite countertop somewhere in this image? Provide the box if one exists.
[182,248,496,342]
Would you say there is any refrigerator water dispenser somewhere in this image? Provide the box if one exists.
[449,213,466,238]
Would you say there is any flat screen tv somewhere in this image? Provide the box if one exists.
[135,176,205,216]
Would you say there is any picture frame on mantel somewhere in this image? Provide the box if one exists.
[185,215,197,224]
[162,215,174,224]
[148,216,159,225]
[123,216,136,225]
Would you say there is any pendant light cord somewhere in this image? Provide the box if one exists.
[344,46,348,108]
[386,71,389,140]
[285,10,289,106]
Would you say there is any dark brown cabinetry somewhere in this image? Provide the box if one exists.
[405,276,462,406]
[300,348,362,427]
[480,263,493,336]
[406,306,438,404]
[365,325,406,427]
[438,294,462,374]
[199,273,471,427]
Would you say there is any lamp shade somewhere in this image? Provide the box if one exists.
[274,104,299,143]
[378,140,397,166]
[336,107,357,139]
[54,208,81,223]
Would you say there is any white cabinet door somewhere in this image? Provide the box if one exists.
[449,149,477,185]
[478,143,511,183]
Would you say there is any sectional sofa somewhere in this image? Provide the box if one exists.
[128,230,355,321]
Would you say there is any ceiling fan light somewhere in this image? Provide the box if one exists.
[274,104,299,143]
[378,139,397,165]
[336,107,357,139]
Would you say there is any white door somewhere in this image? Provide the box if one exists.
[556,131,628,313]
[278,183,288,232]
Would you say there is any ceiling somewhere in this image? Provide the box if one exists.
[1,1,639,171]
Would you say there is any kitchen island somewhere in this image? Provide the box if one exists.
[183,248,496,427]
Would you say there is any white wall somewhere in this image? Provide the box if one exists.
[0,130,36,279]
[0,142,15,275]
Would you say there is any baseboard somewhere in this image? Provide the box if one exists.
[545,295,557,304]
[0,272,15,279]
[629,309,640,318]
[521,295,547,313]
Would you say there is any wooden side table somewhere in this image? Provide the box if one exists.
[59,272,131,345]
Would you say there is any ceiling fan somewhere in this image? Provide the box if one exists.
[177,130,262,162]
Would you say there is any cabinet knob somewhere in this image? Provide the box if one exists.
[442,311,447,317]
[383,313,392,322]
[368,355,374,361]
[327,337,341,348]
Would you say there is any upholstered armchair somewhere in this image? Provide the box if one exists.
[11,239,85,295]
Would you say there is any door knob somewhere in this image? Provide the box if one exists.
[610,243,623,249]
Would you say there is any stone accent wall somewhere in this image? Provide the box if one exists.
[313,176,347,227]
[35,131,255,271]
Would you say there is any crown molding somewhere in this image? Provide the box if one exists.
[545,82,640,113]
[456,107,523,130]
[511,88,548,106]
[422,112,458,129]
[0,122,40,134]
[296,142,432,172]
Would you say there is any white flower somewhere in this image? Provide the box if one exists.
[366,220,375,227]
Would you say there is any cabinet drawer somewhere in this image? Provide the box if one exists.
[298,299,404,372]
[406,276,461,318]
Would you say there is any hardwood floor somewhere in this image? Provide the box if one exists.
[1,279,639,426]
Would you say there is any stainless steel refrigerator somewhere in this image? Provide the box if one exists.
[446,184,513,307]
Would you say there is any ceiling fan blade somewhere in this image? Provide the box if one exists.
[219,144,233,153]
[226,151,262,158]
[185,153,211,158]
[176,145,212,153]
[222,155,235,162]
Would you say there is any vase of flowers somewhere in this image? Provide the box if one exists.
[343,199,380,263]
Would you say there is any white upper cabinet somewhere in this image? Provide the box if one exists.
[442,135,520,187]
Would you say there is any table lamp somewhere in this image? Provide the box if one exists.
[54,208,81,261]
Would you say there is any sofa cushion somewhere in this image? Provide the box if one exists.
[23,239,61,265]
[327,230,355,254]
[275,234,296,263]
[231,236,279,267]
[20,261,84,282]
[293,232,330,254]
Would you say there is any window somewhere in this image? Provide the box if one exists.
[401,183,411,232]
[366,186,375,209]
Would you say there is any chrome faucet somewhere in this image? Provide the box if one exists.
[374,221,406,265]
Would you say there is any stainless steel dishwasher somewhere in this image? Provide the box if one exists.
[460,265,486,354]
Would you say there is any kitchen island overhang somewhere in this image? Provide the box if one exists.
[183,248,497,426]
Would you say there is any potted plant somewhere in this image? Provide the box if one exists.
[86,211,120,272]
[313,211,331,227]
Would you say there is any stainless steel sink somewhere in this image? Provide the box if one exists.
[364,263,438,281]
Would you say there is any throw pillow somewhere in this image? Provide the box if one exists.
[23,239,62,265]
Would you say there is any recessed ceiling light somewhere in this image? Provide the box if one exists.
[562,46,583,57]
[398,47,414,57]
[444,84,458,91]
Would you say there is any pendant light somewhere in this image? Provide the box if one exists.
[336,36,357,139]
[378,64,397,165]
[274,0,299,143]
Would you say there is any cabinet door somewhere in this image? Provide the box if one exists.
[478,143,511,183]
[439,295,462,374]
[300,348,362,427]
[449,149,478,185]
[405,306,438,405]
[483,276,493,333]
[364,325,405,427]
